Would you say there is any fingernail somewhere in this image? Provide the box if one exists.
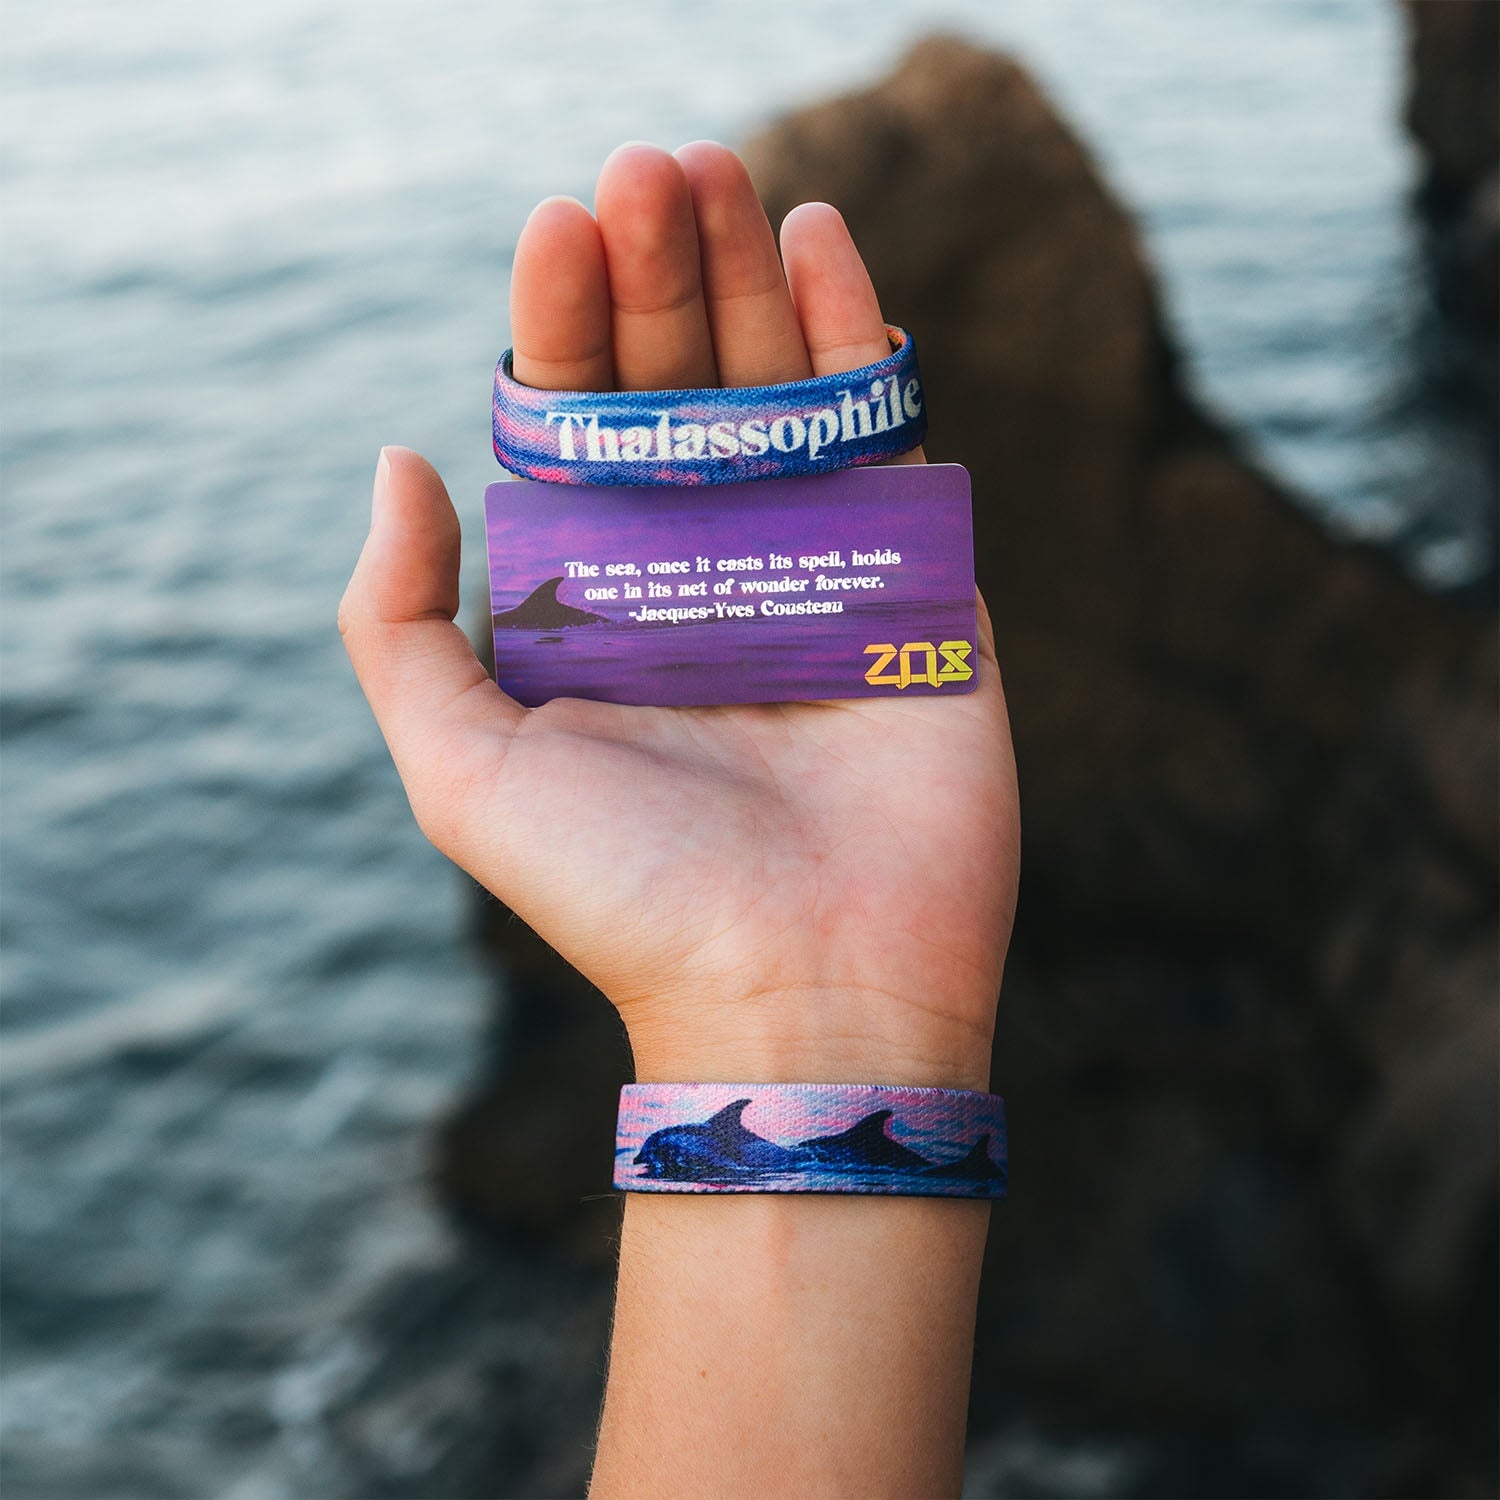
[603,139,665,164]
[527,194,586,223]
[371,447,391,524]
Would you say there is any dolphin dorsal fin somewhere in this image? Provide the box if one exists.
[703,1099,753,1139]
[949,1135,1004,1174]
[837,1109,895,1144]
[961,1135,992,1164]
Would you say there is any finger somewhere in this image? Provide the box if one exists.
[674,141,811,387]
[779,202,892,376]
[781,203,924,462]
[511,196,614,392]
[595,143,718,391]
[340,449,523,818]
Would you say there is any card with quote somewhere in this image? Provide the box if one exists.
[483,463,977,708]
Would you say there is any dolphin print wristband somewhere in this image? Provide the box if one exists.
[613,1082,1007,1198]
[492,325,927,486]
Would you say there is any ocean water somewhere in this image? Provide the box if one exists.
[0,1,1487,1495]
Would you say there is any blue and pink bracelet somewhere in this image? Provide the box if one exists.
[614,1083,1007,1200]
[493,325,926,486]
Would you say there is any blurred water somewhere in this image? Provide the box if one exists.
[0,0,1487,1495]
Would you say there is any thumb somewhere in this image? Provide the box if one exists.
[339,447,522,847]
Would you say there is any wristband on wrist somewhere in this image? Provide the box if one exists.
[614,1082,1006,1199]
[492,325,926,486]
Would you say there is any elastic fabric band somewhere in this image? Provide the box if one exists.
[614,1082,1006,1198]
[492,325,926,486]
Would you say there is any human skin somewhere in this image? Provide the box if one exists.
[340,141,1020,1498]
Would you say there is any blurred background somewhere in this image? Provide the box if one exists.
[2,2,1495,1497]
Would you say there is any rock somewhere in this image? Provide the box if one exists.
[1401,0,1498,372]
[438,881,632,1265]
[451,35,1498,1495]
[748,37,1497,1490]
[1401,0,1498,207]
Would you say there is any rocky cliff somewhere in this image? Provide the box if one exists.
[1402,0,1498,334]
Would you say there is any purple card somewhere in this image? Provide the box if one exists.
[483,463,976,708]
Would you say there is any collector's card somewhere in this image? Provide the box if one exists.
[483,463,977,708]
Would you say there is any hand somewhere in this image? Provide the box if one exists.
[340,142,1020,1089]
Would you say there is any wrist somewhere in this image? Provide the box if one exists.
[622,984,995,1092]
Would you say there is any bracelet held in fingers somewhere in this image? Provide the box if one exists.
[493,325,926,486]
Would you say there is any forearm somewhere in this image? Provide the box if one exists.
[589,1023,996,1500]
[591,1193,989,1499]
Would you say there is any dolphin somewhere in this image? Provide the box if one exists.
[921,1134,1007,1181]
[633,1099,802,1180]
[797,1110,932,1169]
[492,577,607,629]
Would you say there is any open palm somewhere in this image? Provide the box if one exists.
[340,143,1019,1086]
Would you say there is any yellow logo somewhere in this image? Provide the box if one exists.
[864,640,974,689]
